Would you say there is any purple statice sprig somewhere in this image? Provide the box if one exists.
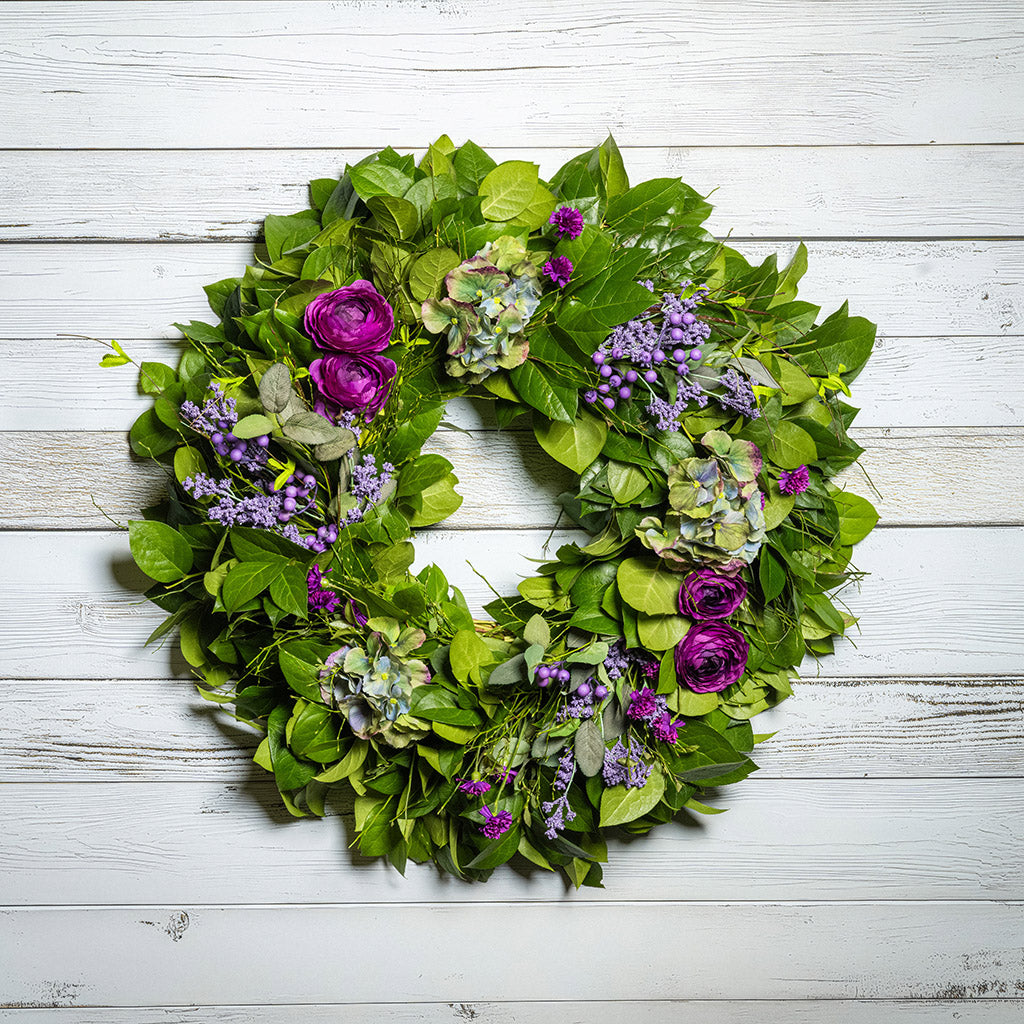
[344,454,395,526]
[602,736,652,789]
[541,747,578,839]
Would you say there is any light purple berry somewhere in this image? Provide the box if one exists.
[256,435,270,448]
[602,396,615,410]
[599,365,612,378]
[644,369,658,383]
[668,311,683,326]
[625,369,638,382]
[670,327,684,341]
[576,682,592,698]
[689,348,702,360]
[618,386,632,399]
[594,684,609,699]
[682,312,696,325]
[673,349,686,362]
[592,352,605,365]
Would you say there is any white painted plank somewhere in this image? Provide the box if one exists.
[0,337,1020,432]
[1,242,1019,339]
[0,427,1013,530]
[2,2,1021,147]
[2,678,1021,782]
[1,903,1021,1003]
[0,779,1020,904]
[2,1003,1022,1023]
[3,146,1023,240]
[0,527,1021,680]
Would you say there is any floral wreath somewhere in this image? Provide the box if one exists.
[105,136,879,886]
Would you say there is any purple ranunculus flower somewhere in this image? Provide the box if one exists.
[303,280,394,354]
[674,622,749,693]
[678,569,748,621]
[310,352,397,420]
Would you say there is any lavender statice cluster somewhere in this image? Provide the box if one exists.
[541,747,578,839]
[603,640,659,682]
[180,383,269,474]
[716,367,761,420]
[602,735,652,789]
[582,285,710,414]
[343,454,395,526]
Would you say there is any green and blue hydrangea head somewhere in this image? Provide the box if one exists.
[421,235,542,383]
[638,430,766,573]
[320,624,431,747]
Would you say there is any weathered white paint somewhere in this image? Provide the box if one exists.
[0,426,1016,530]
[2,241,1020,339]
[4,146,1022,240]
[0,779,1021,904]
[3,678,1021,782]
[3,337,1022,431]
[2,0,1022,1018]
[0,528,1022,680]
[1,903,1022,1003]
[1,2,1020,147]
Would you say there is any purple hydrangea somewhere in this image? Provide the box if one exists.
[542,256,573,288]
[779,465,810,495]
[549,205,584,240]
[478,806,514,839]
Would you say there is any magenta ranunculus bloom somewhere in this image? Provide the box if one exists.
[678,569,748,621]
[674,622,749,693]
[310,352,397,419]
[303,280,394,353]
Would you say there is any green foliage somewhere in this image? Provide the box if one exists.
[119,133,878,889]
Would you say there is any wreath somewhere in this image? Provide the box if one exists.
[105,136,879,886]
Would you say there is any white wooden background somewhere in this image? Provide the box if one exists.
[1,1,1023,1020]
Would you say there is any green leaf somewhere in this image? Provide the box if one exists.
[289,701,345,763]
[637,614,689,651]
[510,361,578,423]
[269,563,309,619]
[465,822,520,870]
[366,194,420,239]
[508,182,557,230]
[792,305,877,382]
[607,461,649,504]
[454,140,497,193]
[408,247,461,302]
[397,453,453,497]
[668,689,720,716]
[263,210,321,262]
[173,445,205,485]
[449,629,493,684]
[138,361,176,395]
[221,561,281,614]
[574,718,605,777]
[129,408,177,458]
[598,134,629,198]
[764,420,817,470]
[758,550,787,602]
[533,410,607,472]
[410,686,481,727]
[267,705,316,793]
[128,521,193,583]
[258,362,292,414]
[232,413,275,439]
[523,613,550,649]
[771,242,808,307]
[478,161,539,221]
[599,769,666,826]
[832,489,879,544]
[279,640,332,701]
[406,472,463,527]
[617,558,682,616]
[349,162,414,201]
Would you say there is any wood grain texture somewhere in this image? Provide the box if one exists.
[2,241,1020,339]
[2,337,1021,431]
[0,426,1013,530]
[4,678,1019,782]
[0,527,1022,680]
[2,903,1022,1003]
[0,779,1020,904]
[2,2,1021,147]
[4,146,1023,240]
[3,1003,1024,1023]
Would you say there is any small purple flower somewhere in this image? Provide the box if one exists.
[457,778,491,796]
[492,767,518,784]
[478,806,513,839]
[651,711,682,744]
[779,465,810,495]
[307,564,340,613]
[675,622,749,693]
[678,569,748,621]
[627,687,659,721]
[549,205,584,240]
[542,256,573,289]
